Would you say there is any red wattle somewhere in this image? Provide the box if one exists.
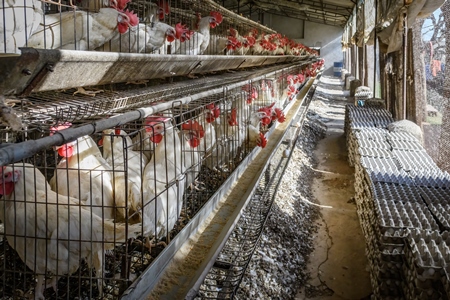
[188,137,200,148]
[0,182,14,195]
[150,133,163,144]
[58,145,74,157]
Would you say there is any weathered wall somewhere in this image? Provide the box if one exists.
[298,21,344,76]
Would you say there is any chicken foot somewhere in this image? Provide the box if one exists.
[189,178,205,191]
[145,237,167,251]
[130,237,167,255]
[3,98,33,108]
[73,87,104,97]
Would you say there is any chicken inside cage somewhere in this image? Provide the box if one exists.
[0,59,323,299]
[1,0,318,56]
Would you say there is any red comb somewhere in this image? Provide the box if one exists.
[124,9,139,26]
[182,120,205,138]
[158,0,170,14]
[274,108,286,123]
[257,132,267,148]
[175,23,185,39]
[145,116,168,126]
[210,11,223,24]
[49,122,72,135]
[113,0,130,10]
[228,108,238,126]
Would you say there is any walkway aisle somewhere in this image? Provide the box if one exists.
[296,76,372,300]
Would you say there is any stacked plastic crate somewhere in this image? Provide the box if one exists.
[346,104,450,299]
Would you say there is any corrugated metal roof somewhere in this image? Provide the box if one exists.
[220,0,355,27]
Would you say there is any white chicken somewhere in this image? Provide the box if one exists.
[201,103,219,153]
[207,34,228,55]
[141,116,186,245]
[204,106,239,170]
[245,110,268,149]
[103,21,190,53]
[101,128,148,222]
[132,127,154,162]
[173,11,223,55]
[49,123,116,220]
[0,0,43,54]
[0,163,140,299]
[157,23,194,54]
[27,0,139,50]
[180,119,204,189]
[226,28,246,55]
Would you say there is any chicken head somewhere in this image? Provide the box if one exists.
[258,103,275,126]
[273,107,286,123]
[243,35,256,48]
[0,166,20,196]
[175,23,193,42]
[227,108,238,126]
[209,11,223,28]
[181,120,205,148]
[117,9,139,34]
[50,122,75,158]
[145,116,171,144]
[157,0,170,20]
[205,103,220,123]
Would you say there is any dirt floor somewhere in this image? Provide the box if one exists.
[296,76,372,300]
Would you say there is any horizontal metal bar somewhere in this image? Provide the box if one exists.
[0,48,310,96]
[0,60,318,166]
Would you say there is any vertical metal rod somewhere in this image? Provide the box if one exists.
[402,11,408,119]
[374,0,378,98]
[237,0,240,14]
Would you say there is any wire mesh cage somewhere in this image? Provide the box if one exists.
[1,0,318,56]
[0,60,321,299]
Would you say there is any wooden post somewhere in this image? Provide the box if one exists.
[402,11,408,119]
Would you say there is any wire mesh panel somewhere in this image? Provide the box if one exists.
[0,134,143,299]
[0,0,317,56]
[0,60,322,299]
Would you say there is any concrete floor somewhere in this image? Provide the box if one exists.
[296,77,372,300]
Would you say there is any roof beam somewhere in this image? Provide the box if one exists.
[222,0,352,27]
[239,7,345,27]
[237,0,351,17]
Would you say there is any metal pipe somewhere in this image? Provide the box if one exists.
[402,11,408,119]
[0,60,315,167]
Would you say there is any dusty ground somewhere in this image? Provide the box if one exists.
[296,76,372,300]
[236,76,372,300]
